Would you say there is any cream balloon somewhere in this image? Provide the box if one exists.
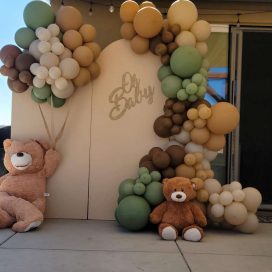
[185,142,203,153]
[219,191,233,206]
[38,41,51,54]
[204,178,222,194]
[236,213,259,234]
[36,27,51,41]
[30,63,40,76]
[59,48,72,60]
[51,42,65,55]
[55,77,68,90]
[174,129,191,145]
[49,66,62,80]
[29,40,42,61]
[52,80,75,99]
[229,181,242,191]
[232,189,245,202]
[242,187,262,213]
[48,24,60,37]
[196,42,208,56]
[203,148,217,161]
[209,193,219,204]
[175,30,196,47]
[40,52,59,69]
[50,37,60,45]
[59,58,80,80]
[33,76,46,88]
[36,66,49,80]
[190,20,211,41]
[224,202,248,226]
[211,203,224,218]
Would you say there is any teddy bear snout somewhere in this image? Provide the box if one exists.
[11,152,33,170]
[171,191,186,202]
[17,152,24,157]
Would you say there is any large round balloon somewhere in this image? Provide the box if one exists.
[170,46,202,78]
[167,0,198,30]
[190,20,211,42]
[207,102,240,135]
[23,1,55,30]
[120,0,139,22]
[133,7,163,38]
[115,195,151,231]
[161,75,182,98]
[0,45,21,68]
[242,187,262,213]
[15,27,36,49]
[59,58,80,80]
[144,181,164,206]
[33,84,52,100]
[15,53,36,71]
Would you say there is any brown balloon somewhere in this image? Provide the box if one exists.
[0,44,21,68]
[176,164,196,179]
[204,133,226,151]
[167,42,178,54]
[161,54,170,65]
[162,30,174,43]
[15,53,36,72]
[162,167,175,178]
[130,35,149,54]
[169,24,181,36]
[139,154,152,165]
[153,116,173,138]
[19,71,33,85]
[149,35,162,54]
[152,151,171,169]
[149,147,163,157]
[165,145,185,167]
[120,22,136,40]
[139,160,157,172]
[7,78,28,93]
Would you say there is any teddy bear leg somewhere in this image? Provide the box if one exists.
[182,225,204,242]
[0,208,15,229]
[159,223,178,240]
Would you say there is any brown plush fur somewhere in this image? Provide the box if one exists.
[150,177,207,241]
[0,139,60,232]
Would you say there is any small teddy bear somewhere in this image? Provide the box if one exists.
[150,176,207,241]
[0,139,60,232]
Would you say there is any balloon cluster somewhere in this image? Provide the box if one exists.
[115,167,164,230]
[0,45,35,93]
[204,180,262,233]
[0,1,101,108]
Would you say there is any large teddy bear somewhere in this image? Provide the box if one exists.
[0,139,60,232]
[150,177,207,241]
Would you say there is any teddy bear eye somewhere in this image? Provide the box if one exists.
[174,189,177,192]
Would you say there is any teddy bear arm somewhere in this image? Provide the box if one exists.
[190,204,207,227]
[149,202,167,224]
[0,174,8,185]
[43,149,61,178]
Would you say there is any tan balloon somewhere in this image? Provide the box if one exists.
[140,1,156,8]
[130,35,149,54]
[40,52,59,69]
[79,24,96,43]
[120,0,139,22]
[190,127,210,145]
[56,6,83,31]
[175,30,196,47]
[72,68,91,87]
[204,134,226,151]
[207,102,240,135]
[196,42,208,56]
[224,202,247,226]
[236,213,259,233]
[59,58,80,80]
[196,188,209,203]
[63,30,83,51]
[120,22,137,40]
[190,20,211,42]
[84,42,101,60]
[167,0,198,30]
[73,46,94,67]
[191,177,204,190]
[133,7,163,38]
[204,178,222,194]
[176,164,196,179]
[242,187,262,213]
[207,203,224,223]
[87,62,100,79]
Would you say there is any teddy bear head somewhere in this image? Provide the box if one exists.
[3,139,50,175]
[163,177,196,202]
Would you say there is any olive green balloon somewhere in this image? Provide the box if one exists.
[140,173,152,185]
[47,94,66,108]
[161,75,182,98]
[33,84,51,100]
[133,183,146,195]
[118,179,135,197]
[23,1,55,30]
[157,65,172,81]
[150,171,161,181]
[15,27,36,49]
[144,181,164,206]
[170,46,202,78]
[138,167,149,176]
[115,195,151,231]
[31,89,47,104]
[177,89,188,101]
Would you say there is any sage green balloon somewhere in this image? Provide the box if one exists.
[144,181,164,206]
[118,179,135,197]
[140,173,152,185]
[188,94,198,102]
[31,89,47,104]
[133,183,146,195]
[150,171,161,181]
[177,89,188,101]
[186,83,198,95]
[196,86,206,97]
[33,84,51,100]
[157,65,172,81]
[161,75,182,98]
[115,195,151,231]
[15,27,36,49]
[170,46,202,78]
[192,73,204,86]
[47,94,66,108]
[138,167,149,176]
[23,1,55,30]
[182,79,191,88]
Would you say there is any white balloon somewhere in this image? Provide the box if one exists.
[40,52,59,69]
[47,24,60,37]
[59,58,80,80]
[46,77,54,85]
[35,27,45,37]
[52,80,75,99]
[29,40,42,61]
[185,142,203,154]
[202,159,211,170]
[49,37,60,45]
[36,28,51,41]
[38,41,51,54]
[203,148,217,161]
[49,66,62,80]
[175,30,196,47]
[211,203,225,218]
[209,193,219,205]
[174,129,191,145]
[51,42,65,55]
[219,191,233,206]
[232,189,245,202]
[164,140,182,149]
[59,48,72,60]
[30,63,40,76]
[36,66,49,80]
[33,76,46,88]
[222,184,231,191]
[229,181,242,191]
[55,77,68,90]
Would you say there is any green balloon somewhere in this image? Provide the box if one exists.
[140,173,152,185]
[33,84,51,100]
[161,75,182,98]
[133,183,146,195]
[182,79,191,88]
[196,86,207,97]
[199,67,208,77]
[23,1,55,30]
[115,195,151,231]
[118,179,135,197]
[47,94,66,108]
[192,73,204,86]
[188,94,198,102]
[15,27,36,49]
[31,89,47,104]
[170,46,202,78]
[144,181,164,206]
[138,167,149,176]
[200,78,208,87]
[157,65,172,81]
[202,59,210,69]
[177,89,188,101]
[150,171,161,181]
[186,83,198,95]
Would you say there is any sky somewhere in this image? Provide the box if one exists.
[0,0,50,126]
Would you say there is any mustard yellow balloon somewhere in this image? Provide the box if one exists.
[176,164,196,179]
[190,127,210,145]
[56,6,83,32]
[72,67,91,87]
[79,24,96,43]
[87,62,100,79]
[207,102,240,135]
[133,7,163,38]
[204,133,226,151]
[84,42,101,60]
[130,35,149,54]
[63,30,83,51]
[120,22,137,40]
[140,1,156,8]
[120,0,139,22]
[167,0,198,30]
[73,46,94,67]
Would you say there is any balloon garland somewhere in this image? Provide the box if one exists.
[115,0,262,234]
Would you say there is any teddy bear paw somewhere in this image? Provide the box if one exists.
[183,227,202,242]
[12,220,42,233]
[161,226,177,240]
[24,220,42,232]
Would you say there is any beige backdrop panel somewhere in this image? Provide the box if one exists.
[11,85,92,219]
[89,39,166,220]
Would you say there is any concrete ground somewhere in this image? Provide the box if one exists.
[0,220,271,272]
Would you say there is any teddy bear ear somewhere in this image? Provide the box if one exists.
[35,140,50,151]
[162,178,169,184]
[3,139,12,149]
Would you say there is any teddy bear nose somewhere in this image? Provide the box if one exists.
[176,194,182,199]
[17,152,24,157]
